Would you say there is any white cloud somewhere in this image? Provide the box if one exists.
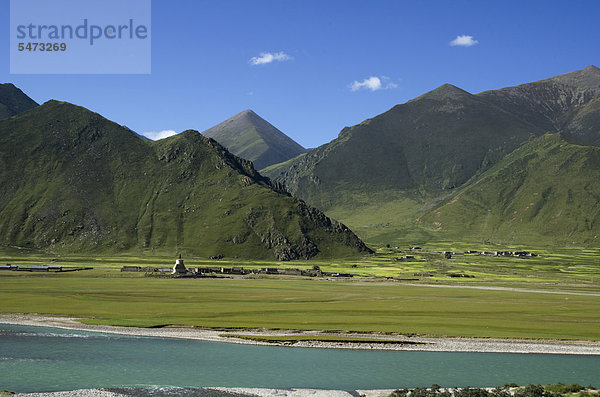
[450,35,478,47]
[142,129,177,140]
[350,76,398,92]
[249,51,292,65]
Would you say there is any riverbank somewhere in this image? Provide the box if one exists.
[12,388,395,397]
[2,314,599,355]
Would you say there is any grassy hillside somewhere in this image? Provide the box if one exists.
[0,101,371,259]
[202,109,306,169]
[263,66,600,246]
[565,96,600,146]
[264,84,541,210]
[419,133,600,245]
[0,83,38,120]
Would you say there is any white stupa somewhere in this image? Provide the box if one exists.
[172,253,187,274]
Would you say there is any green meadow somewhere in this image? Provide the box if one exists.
[1,242,599,287]
[1,245,599,340]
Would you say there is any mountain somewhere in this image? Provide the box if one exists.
[263,66,600,245]
[418,133,600,244]
[202,110,306,170]
[0,83,38,120]
[0,100,371,259]
[264,83,543,208]
[478,65,600,145]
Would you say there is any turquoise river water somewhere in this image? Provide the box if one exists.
[1,324,599,393]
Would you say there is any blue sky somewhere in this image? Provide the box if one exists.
[2,0,600,148]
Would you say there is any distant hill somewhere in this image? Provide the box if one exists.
[263,66,600,245]
[0,101,371,259]
[202,110,306,170]
[0,83,38,120]
[418,133,600,244]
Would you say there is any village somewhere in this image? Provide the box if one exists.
[2,248,539,279]
[119,247,541,281]
[463,250,538,257]
[393,247,539,262]
[120,255,355,278]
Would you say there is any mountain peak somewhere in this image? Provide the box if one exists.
[227,109,265,124]
[238,109,257,116]
[412,83,472,102]
[583,64,600,72]
[202,110,305,169]
[0,83,39,120]
[435,83,471,95]
[544,65,600,91]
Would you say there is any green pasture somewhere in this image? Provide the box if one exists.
[1,245,598,340]
[1,270,599,340]
[0,242,599,289]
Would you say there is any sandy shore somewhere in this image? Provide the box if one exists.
[1,313,600,355]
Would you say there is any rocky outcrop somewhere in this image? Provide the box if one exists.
[245,201,372,261]
[245,207,319,261]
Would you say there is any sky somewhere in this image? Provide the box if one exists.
[2,0,600,148]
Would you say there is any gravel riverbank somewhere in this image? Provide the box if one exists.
[1,314,599,355]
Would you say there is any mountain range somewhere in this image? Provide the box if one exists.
[202,109,306,170]
[263,65,600,245]
[3,65,600,251]
[0,90,370,259]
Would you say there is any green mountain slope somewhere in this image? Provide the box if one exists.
[263,66,600,245]
[564,96,600,146]
[0,83,38,120]
[202,109,306,170]
[0,101,371,259]
[264,83,542,210]
[418,133,600,244]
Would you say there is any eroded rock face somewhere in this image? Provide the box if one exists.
[244,207,316,261]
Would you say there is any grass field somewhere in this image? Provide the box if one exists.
[1,242,598,287]
[1,246,598,340]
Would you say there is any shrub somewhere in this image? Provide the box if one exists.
[454,387,491,397]
[544,383,586,394]
[514,385,546,397]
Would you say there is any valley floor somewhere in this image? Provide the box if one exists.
[1,247,599,341]
[2,314,599,355]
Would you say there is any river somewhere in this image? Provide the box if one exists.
[1,324,599,393]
